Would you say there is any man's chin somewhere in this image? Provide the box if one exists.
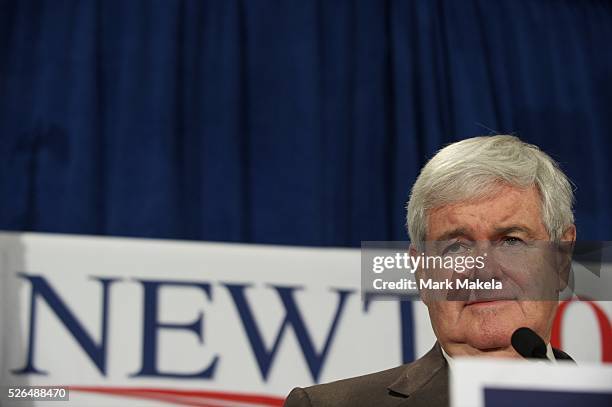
[463,303,523,350]
[465,334,513,352]
[443,332,518,357]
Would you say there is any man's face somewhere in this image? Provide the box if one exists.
[420,184,574,356]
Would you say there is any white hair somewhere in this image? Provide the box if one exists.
[406,135,575,248]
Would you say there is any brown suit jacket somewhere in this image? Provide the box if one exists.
[283,343,448,407]
[283,343,574,407]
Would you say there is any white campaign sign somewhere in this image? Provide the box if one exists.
[451,359,612,407]
[0,233,610,406]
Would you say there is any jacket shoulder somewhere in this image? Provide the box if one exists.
[284,364,408,407]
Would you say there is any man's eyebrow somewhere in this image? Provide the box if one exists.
[493,225,536,237]
[433,227,470,242]
[431,225,536,242]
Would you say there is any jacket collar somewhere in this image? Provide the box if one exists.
[387,342,447,397]
[386,341,574,398]
[552,347,575,362]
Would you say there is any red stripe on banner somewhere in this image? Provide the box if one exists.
[74,389,225,407]
[70,386,285,406]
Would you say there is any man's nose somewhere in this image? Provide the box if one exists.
[471,242,498,281]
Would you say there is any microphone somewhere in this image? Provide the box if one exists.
[511,327,548,360]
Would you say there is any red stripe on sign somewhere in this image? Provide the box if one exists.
[76,389,225,407]
[70,386,285,406]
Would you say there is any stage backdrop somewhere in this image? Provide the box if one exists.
[1,233,611,406]
[2,0,612,246]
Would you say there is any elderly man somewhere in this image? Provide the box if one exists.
[284,135,575,407]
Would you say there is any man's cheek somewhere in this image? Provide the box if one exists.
[435,302,463,327]
[514,268,557,299]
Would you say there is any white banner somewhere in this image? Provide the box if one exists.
[0,233,610,406]
[451,359,612,407]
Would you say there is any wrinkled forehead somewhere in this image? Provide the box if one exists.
[425,184,548,241]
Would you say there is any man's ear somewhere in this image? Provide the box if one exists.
[409,243,429,306]
[557,224,576,292]
[562,224,577,242]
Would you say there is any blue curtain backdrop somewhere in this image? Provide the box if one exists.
[1,0,611,246]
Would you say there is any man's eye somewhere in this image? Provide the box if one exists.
[501,236,524,246]
[444,242,469,254]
